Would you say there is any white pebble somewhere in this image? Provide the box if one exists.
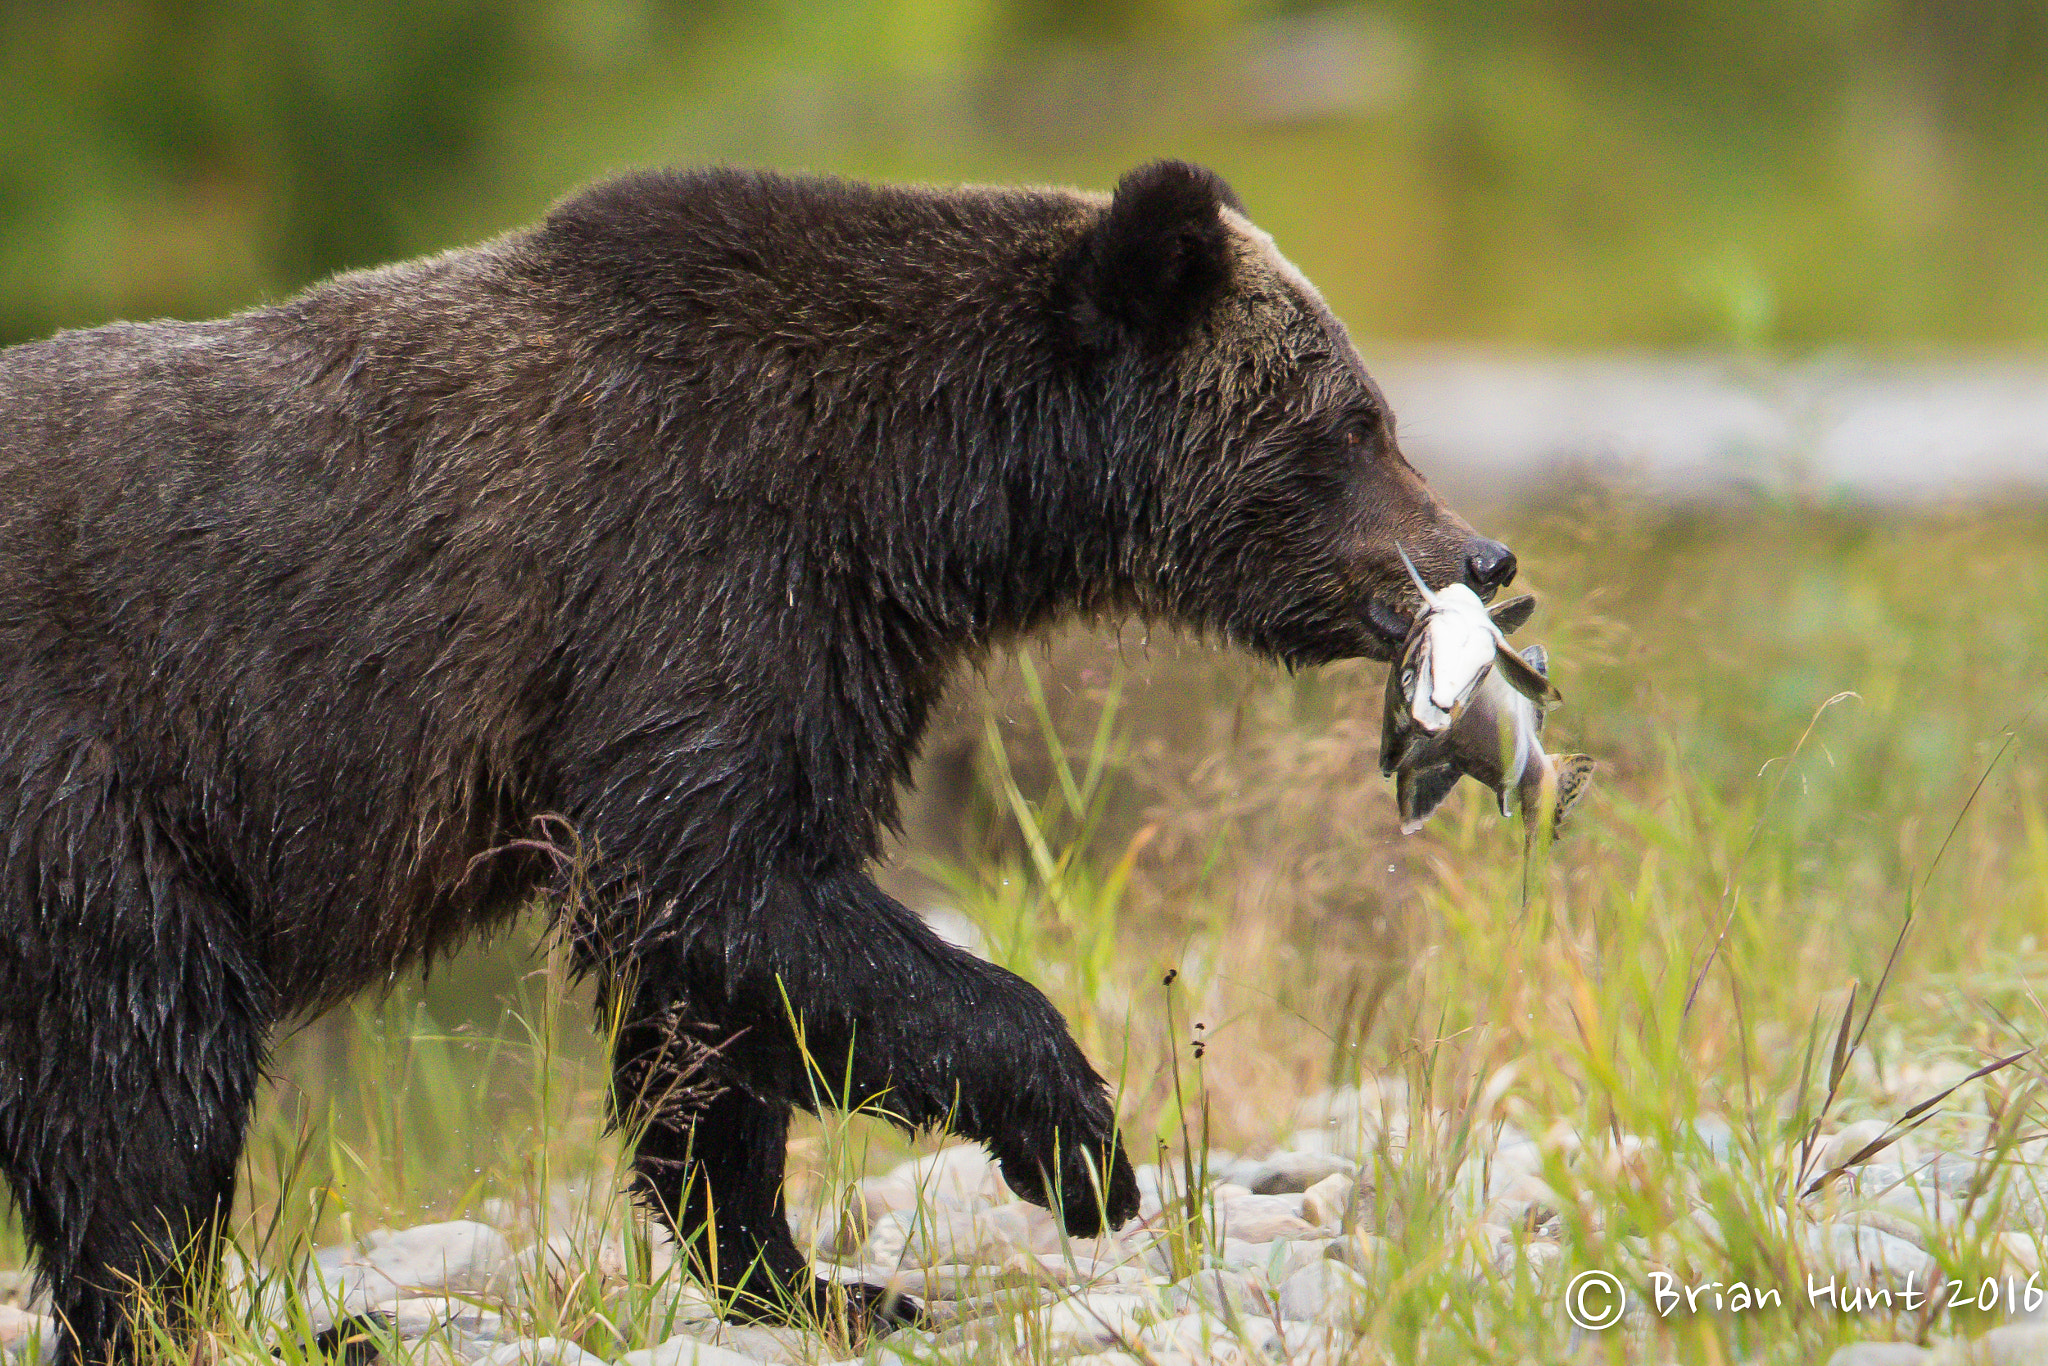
[617,1335,766,1366]
[1301,1173,1355,1229]
[1961,1323,2048,1364]
[479,1339,609,1366]
[1227,1151,1358,1195]
[1820,1346,1931,1366]
[884,1144,1011,1206]
[1274,1260,1369,1322]
[1168,1269,1264,1317]
[1800,1224,1940,1294]
[373,1296,504,1338]
[1817,1121,1893,1176]
[0,1309,53,1360]
[1217,1196,1315,1243]
[1024,1291,1160,1353]
[364,1221,514,1296]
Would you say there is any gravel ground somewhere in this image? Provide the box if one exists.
[6,1074,2048,1364]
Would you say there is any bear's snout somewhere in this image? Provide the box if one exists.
[1462,537,1518,600]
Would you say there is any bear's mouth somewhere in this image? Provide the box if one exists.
[1362,567,1510,658]
[1362,596,1418,657]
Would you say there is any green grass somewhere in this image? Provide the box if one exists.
[6,496,2048,1365]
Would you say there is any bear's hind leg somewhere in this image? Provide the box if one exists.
[0,778,270,1366]
[609,1006,918,1335]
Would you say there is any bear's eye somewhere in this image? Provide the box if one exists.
[1338,413,1378,451]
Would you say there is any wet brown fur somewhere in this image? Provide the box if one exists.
[0,161,1502,1361]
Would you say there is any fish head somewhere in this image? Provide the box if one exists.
[1379,573,1513,766]
[1414,608,1498,723]
[1354,505,1520,660]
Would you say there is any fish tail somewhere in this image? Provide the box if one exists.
[1397,762,1462,834]
[1553,754,1597,832]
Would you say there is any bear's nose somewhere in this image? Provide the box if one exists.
[1463,538,1518,598]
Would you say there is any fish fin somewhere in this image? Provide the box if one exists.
[1380,662,1405,775]
[1488,593,1537,635]
[1379,724,1410,777]
[1553,754,1597,833]
[1493,641,1562,704]
[1397,763,1463,834]
[1381,635,1432,772]
[1394,543,1441,611]
[1521,646,1551,736]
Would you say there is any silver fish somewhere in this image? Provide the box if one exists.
[1378,546,1552,776]
[1379,555,1593,837]
[1390,642,1595,835]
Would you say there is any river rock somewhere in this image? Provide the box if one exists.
[1301,1174,1355,1229]
[1998,1232,2043,1275]
[707,1325,808,1364]
[1836,1208,1930,1249]
[818,1175,922,1254]
[1224,1152,1358,1195]
[617,1335,767,1366]
[1800,1223,1940,1293]
[921,1286,1059,1329]
[1962,1323,2048,1363]
[1484,1172,1563,1231]
[1137,1310,1280,1360]
[1168,1269,1265,1317]
[373,1296,506,1341]
[0,1308,53,1362]
[1218,1236,1339,1285]
[493,1230,677,1303]
[478,1340,609,1366]
[1275,1260,1369,1322]
[1817,1121,1893,1176]
[863,1207,995,1267]
[1012,1247,1148,1288]
[1820,1346,1931,1366]
[871,1263,1002,1300]
[1027,1291,1161,1353]
[1326,1229,1393,1271]
[885,1145,1010,1206]
[330,1221,513,1300]
[1217,1196,1314,1243]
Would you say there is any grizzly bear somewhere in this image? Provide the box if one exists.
[0,161,1515,1363]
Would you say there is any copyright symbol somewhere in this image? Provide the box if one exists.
[1565,1269,1626,1330]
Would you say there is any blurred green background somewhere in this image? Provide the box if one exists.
[4,0,2045,352]
[6,18,2048,1353]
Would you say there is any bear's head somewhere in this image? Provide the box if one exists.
[1062,160,1514,667]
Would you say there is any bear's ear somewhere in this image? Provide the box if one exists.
[1065,160,1241,351]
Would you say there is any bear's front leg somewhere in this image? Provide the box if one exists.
[604,864,1137,1327]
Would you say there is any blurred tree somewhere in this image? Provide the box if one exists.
[0,0,2041,347]
[0,0,528,340]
